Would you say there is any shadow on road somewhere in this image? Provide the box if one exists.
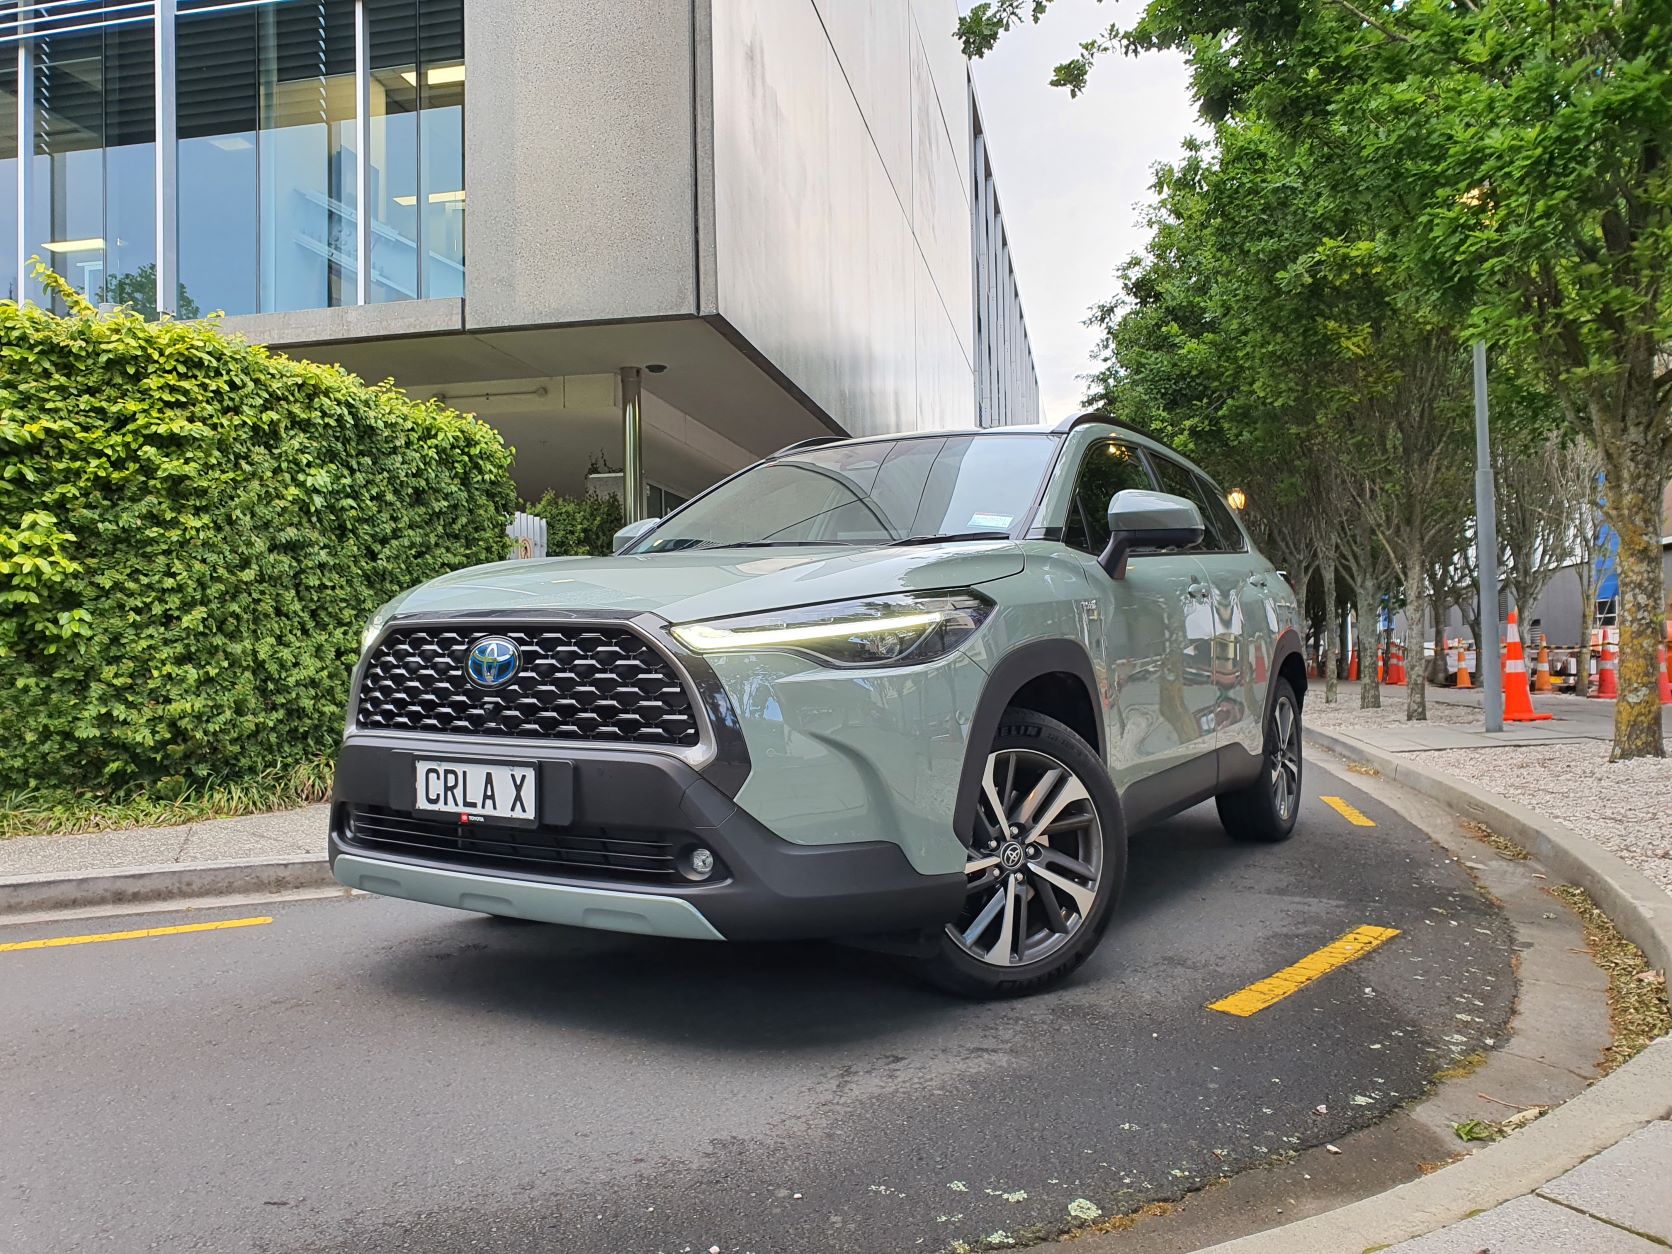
[362,805,1254,1051]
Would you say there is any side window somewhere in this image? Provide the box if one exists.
[1191,474,1248,553]
[1149,456,1245,553]
[1062,440,1155,554]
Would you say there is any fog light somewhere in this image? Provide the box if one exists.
[679,846,717,881]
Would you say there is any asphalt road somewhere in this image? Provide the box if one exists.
[1,774,1517,1254]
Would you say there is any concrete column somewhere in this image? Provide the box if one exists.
[620,366,644,523]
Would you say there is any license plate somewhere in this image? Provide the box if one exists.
[414,760,537,823]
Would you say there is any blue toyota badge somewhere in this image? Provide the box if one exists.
[466,636,521,689]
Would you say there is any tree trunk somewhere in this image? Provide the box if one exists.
[1356,563,1381,709]
[1321,552,1339,704]
[1597,434,1667,759]
[1405,547,1428,721]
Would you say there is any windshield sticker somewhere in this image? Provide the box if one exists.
[968,513,1013,529]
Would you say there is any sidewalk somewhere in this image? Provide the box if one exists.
[1259,718,1670,1254]
[1384,1121,1672,1251]
[0,805,325,878]
[1309,685,1672,895]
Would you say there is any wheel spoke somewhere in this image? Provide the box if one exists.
[966,854,1001,874]
[1042,813,1092,837]
[1039,846,1095,880]
[962,881,1008,946]
[1014,767,1064,829]
[1030,875,1069,933]
[1020,774,1090,844]
[982,754,1008,833]
[986,876,1019,964]
[1028,862,1095,916]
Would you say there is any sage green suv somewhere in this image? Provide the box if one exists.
[329,414,1305,996]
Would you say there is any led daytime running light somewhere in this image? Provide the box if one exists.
[673,610,943,652]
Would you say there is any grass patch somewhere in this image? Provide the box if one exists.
[1433,1050,1488,1082]
[1549,885,1671,1074]
[1460,820,1531,861]
[1072,1201,1176,1238]
[0,757,334,840]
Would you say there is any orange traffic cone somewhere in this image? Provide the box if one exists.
[1454,641,1472,689]
[1503,610,1553,722]
[1348,645,1360,682]
[1593,628,1619,699]
[1389,643,1407,686]
[1377,648,1385,683]
[1533,642,1552,693]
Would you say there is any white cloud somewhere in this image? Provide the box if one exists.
[968,0,1205,418]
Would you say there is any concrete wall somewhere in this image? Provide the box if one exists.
[706,0,977,437]
[464,0,698,328]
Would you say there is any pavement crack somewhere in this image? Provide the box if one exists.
[1534,1191,1672,1248]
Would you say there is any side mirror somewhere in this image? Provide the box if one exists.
[1099,490,1203,578]
[611,517,661,554]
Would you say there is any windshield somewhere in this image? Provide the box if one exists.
[632,434,1058,552]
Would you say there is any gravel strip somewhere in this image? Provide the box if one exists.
[1305,688,1482,730]
[1404,743,1672,896]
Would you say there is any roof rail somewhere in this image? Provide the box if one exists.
[769,436,846,458]
[1051,411,1162,442]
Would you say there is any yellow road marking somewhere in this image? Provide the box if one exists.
[1208,925,1401,1017]
[0,916,272,953]
[1320,795,1376,826]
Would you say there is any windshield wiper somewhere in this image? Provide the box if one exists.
[887,531,1010,547]
[693,540,851,550]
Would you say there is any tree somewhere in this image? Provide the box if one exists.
[99,265,202,321]
[964,0,1669,759]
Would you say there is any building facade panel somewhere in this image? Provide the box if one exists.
[464,0,696,329]
[710,0,977,438]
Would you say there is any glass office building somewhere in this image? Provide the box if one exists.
[1,0,463,315]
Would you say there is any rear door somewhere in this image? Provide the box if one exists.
[1056,436,1217,799]
[1145,454,1270,760]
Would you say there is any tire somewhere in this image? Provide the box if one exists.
[1216,677,1302,844]
[909,709,1127,999]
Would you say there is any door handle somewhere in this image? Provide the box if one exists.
[1187,581,1211,601]
[1248,574,1268,589]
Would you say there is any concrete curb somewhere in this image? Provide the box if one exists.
[1189,728,1672,1253]
[1305,725,1672,976]
[0,856,335,919]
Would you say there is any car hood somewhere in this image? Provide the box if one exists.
[386,542,1026,624]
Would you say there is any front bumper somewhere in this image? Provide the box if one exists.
[329,735,965,942]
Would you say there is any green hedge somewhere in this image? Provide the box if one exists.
[1,279,516,797]
[527,489,623,557]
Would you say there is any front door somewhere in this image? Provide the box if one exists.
[1058,437,1217,800]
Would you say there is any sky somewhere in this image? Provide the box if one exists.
[965,0,1206,419]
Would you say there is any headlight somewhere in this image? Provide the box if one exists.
[359,601,398,656]
[671,591,993,668]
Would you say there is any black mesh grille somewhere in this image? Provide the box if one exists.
[344,806,684,883]
[355,625,700,745]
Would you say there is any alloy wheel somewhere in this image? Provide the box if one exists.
[1270,694,1300,822]
[948,747,1103,967]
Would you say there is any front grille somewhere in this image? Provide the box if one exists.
[345,805,685,883]
[355,624,700,746]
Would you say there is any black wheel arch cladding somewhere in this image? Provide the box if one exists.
[953,638,1103,848]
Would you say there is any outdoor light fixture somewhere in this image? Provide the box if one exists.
[393,190,466,206]
[41,237,104,253]
[1226,487,1248,510]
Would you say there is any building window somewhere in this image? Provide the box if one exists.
[31,18,156,314]
[2,0,463,317]
[366,0,463,302]
[1,57,18,303]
